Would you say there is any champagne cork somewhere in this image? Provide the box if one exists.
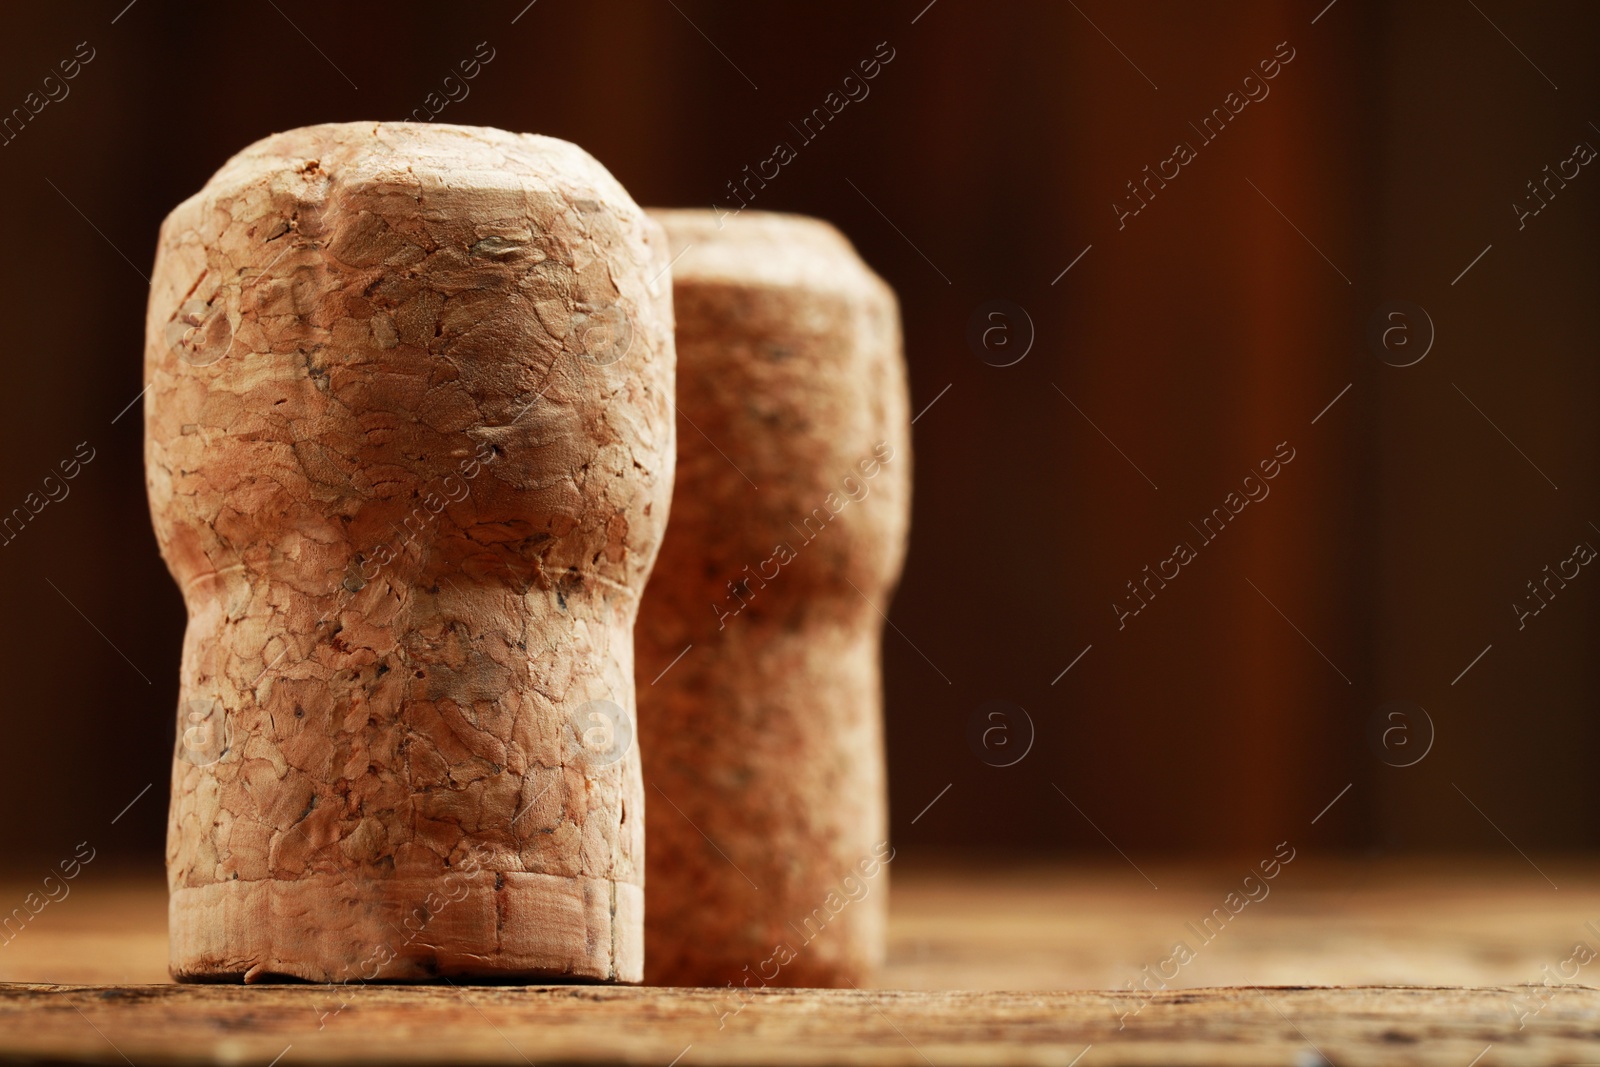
[637,210,911,987]
[144,122,674,983]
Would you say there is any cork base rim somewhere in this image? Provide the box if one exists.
[169,872,642,985]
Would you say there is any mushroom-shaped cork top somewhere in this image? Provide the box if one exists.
[147,121,672,985]
[649,208,893,301]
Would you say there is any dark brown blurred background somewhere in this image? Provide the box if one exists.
[1,0,1596,869]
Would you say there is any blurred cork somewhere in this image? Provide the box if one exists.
[144,122,675,983]
[637,209,911,987]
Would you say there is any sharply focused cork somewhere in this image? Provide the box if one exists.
[637,210,911,987]
[144,122,675,983]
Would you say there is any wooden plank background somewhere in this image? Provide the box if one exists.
[2,0,1598,873]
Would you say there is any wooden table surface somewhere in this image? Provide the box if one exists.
[4,857,1599,1064]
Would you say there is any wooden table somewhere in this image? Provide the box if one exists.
[4,858,1598,1064]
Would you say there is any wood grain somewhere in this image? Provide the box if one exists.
[4,983,1596,1065]
[5,860,1599,1063]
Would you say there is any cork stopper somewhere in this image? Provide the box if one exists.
[145,122,675,983]
[637,209,911,987]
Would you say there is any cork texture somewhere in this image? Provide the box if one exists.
[637,210,911,987]
[144,122,675,983]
